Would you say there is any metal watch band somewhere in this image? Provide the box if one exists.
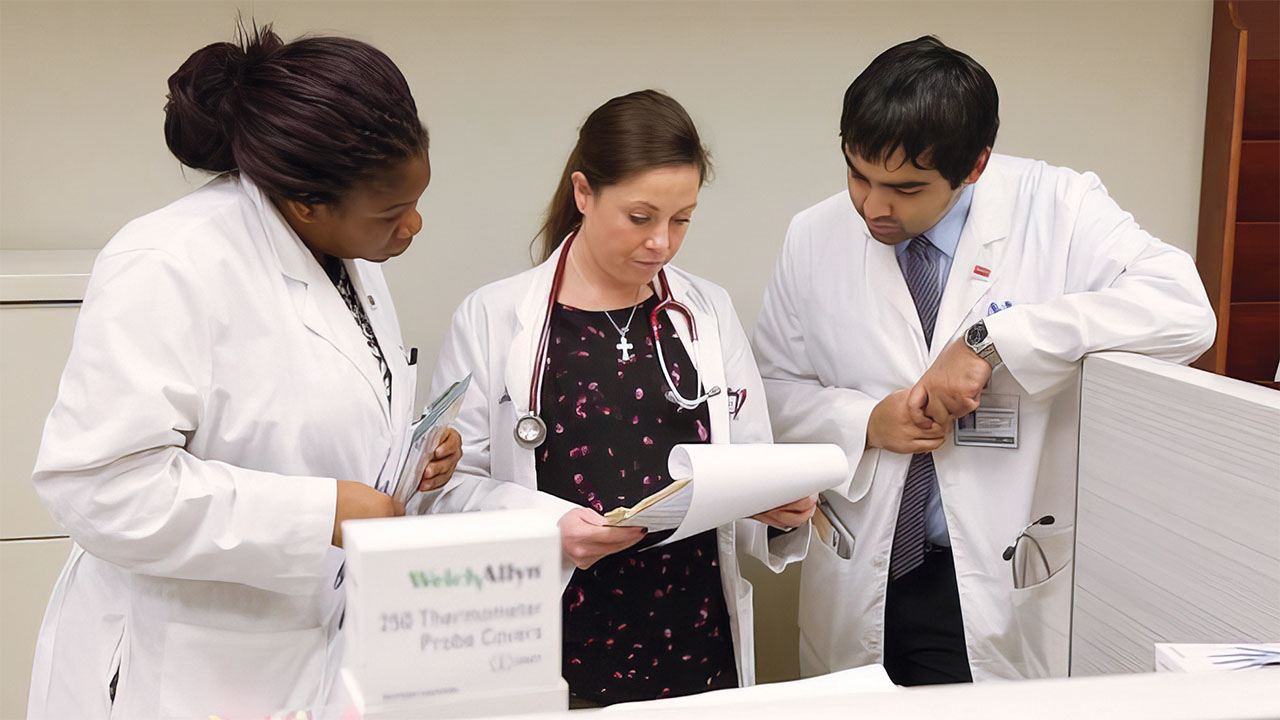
[978,343,1002,368]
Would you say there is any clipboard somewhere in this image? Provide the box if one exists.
[602,478,692,531]
[390,374,472,506]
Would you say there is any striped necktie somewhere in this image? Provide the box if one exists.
[890,235,942,580]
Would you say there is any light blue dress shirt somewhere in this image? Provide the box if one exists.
[892,184,974,547]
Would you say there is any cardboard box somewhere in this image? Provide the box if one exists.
[342,510,564,711]
[338,670,568,720]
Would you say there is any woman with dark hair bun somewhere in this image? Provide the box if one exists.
[27,24,459,718]
[424,90,817,706]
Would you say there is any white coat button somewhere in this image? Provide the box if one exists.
[367,295,377,309]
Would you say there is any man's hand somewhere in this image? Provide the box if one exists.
[752,494,818,530]
[907,337,993,427]
[558,507,647,570]
[867,389,947,454]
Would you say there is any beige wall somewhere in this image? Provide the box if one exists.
[1,0,1212,687]
[2,1,1212,343]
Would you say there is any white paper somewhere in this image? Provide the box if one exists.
[656,443,849,545]
[1155,643,1280,672]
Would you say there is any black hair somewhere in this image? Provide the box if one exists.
[164,21,428,206]
[536,90,711,262]
[840,36,998,188]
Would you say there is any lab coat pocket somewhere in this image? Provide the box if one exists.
[105,623,128,719]
[493,395,517,461]
[1009,525,1073,678]
[402,361,419,414]
[796,525,862,675]
[158,622,326,718]
[732,577,755,685]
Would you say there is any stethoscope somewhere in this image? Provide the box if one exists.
[514,229,721,450]
[1003,514,1055,588]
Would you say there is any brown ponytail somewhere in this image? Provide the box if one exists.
[534,90,711,263]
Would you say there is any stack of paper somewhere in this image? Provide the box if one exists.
[1156,643,1280,672]
[340,509,566,717]
[604,443,849,544]
[603,478,691,530]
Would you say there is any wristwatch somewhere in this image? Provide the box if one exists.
[965,320,1003,369]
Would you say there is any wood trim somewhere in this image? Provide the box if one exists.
[1237,140,1280,222]
[1232,223,1280,303]
[1224,301,1280,381]
[1243,59,1279,140]
[1236,0,1280,60]
[1194,1,1249,372]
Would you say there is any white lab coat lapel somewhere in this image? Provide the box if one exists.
[867,236,930,366]
[932,176,1013,357]
[243,179,392,428]
[501,245,563,488]
[662,270,730,443]
[346,262,411,424]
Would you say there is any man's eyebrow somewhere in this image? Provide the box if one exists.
[845,148,933,188]
[845,160,931,189]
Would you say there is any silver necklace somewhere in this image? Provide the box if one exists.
[603,303,640,362]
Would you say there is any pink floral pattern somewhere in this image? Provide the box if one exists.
[537,296,736,704]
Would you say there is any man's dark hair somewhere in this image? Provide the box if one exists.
[840,36,998,188]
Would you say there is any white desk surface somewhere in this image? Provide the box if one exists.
[543,669,1280,719]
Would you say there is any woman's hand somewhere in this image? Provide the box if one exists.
[333,480,404,547]
[558,507,647,570]
[419,428,462,492]
[752,493,818,531]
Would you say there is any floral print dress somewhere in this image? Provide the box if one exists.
[536,294,738,705]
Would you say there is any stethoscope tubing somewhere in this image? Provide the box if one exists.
[517,230,718,448]
[528,231,575,417]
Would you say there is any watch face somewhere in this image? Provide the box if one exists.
[967,321,988,346]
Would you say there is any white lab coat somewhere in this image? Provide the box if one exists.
[420,243,808,687]
[753,154,1215,681]
[28,174,417,719]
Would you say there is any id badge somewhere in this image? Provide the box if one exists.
[954,393,1019,448]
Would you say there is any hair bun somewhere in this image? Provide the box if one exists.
[163,24,283,173]
[161,23,426,204]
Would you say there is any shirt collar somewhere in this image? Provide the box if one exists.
[894,183,974,260]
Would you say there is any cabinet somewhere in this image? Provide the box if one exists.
[1194,0,1280,384]
[0,250,96,720]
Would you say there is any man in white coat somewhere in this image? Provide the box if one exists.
[753,36,1215,684]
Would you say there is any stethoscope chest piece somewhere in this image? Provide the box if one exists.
[512,229,717,453]
[515,413,548,449]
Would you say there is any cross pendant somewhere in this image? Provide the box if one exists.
[616,336,634,362]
